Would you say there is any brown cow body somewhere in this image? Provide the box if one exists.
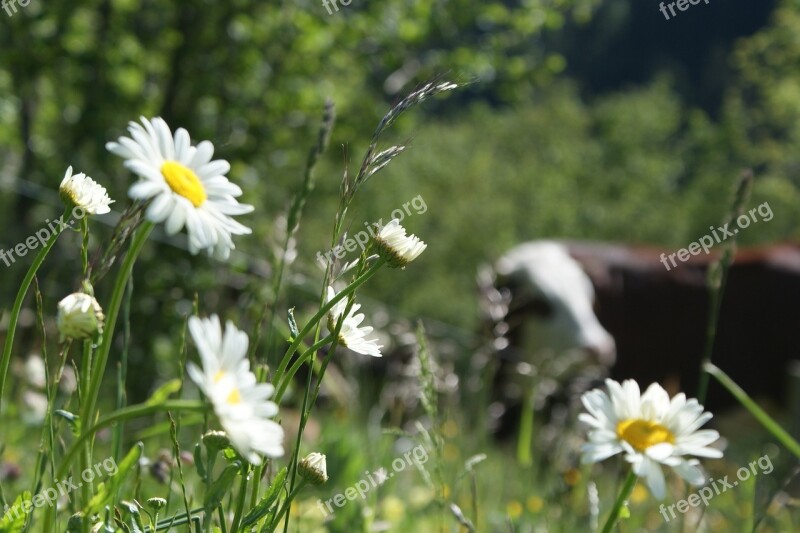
[483,240,800,441]
[563,241,800,411]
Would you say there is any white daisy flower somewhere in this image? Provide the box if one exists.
[187,315,284,464]
[374,219,427,268]
[106,117,253,260]
[326,286,383,357]
[57,293,105,342]
[59,166,114,215]
[579,379,723,499]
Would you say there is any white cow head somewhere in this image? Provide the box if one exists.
[495,241,616,365]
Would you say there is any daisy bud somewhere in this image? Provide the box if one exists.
[202,430,231,454]
[298,452,328,485]
[374,219,427,268]
[146,497,167,511]
[59,166,114,216]
[66,512,84,532]
[57,293,104,342]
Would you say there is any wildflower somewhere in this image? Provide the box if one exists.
[580,379,723,499]
[59,166,114,215]
[187,315,284,464]
[57,293,104,341]
[374,219,426,268]
[106,117,253,260]
[298,452,328,485]
[326,286,382,357]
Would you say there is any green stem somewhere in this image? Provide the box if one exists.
[80,340,94,507]
[0,212,68,414]
[229,465,250,533]
[271,481,307,531]
[149,507,205,531]
[79,223,153,457]
[81,217,90,278]
[272,258,385,386]
[516,383,535,466]
[274,336,334,403]
[601,470,637,533]
[705,362,800,458]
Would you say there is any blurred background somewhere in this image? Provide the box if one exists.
[2,0,800,530]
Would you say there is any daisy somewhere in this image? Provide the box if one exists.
[57,292,105,342]
[580,379,722,499]
[187,315,284,463]
[374,219,426,268]
[59,166,114,215]
[326,286,383,357]
[106,117,253,260]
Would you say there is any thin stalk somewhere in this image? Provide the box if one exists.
[705,362,800,458]
[274,335,334,403]
[516,383,535,466]
[79,339,94,507]
[271,480,307,531]
[229,465,250,533]
[696,170,752,404]
[0,209,69,413]
[79,222,153,461]
[601,470,637,533]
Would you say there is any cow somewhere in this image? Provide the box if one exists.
[481,240,800,438]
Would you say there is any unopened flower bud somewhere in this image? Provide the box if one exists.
[299,452,328,485]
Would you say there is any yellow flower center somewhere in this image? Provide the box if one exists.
[226,388,242,405]
[213,371,225,383]
[161,161,207,207]
[616,418,675,452]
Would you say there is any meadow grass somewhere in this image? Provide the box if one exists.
[0,80,798,533]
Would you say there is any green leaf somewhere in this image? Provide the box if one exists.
[0,492,31,532]
[86,442,144,515]
[205,462,241,509]
[118,501,144,532]
[241,467,288,527]
[145,379,182,406]
[194,443,207,482]
[55,410,80,434]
